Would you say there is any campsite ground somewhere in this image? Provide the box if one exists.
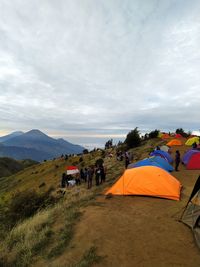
[1,138,200,267]
[42,142,200,267]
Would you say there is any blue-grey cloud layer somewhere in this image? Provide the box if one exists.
[0,0,200,138]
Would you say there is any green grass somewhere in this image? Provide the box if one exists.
[47,208,82,259]
[72,246,103,267]
[0,208,54,267]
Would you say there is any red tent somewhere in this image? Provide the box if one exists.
[187,153,200,170]
[175,134,182,138]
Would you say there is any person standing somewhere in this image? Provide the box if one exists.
[100,164,106,184]
[61,173,66,188]
[175,150,181,171]
[75,173,81,185]
[84,168,88,183]
[125,155,130,169]
[80,168,85,182]
[95,165,101,186]
[87,166,94,189]
[192,142,197,149]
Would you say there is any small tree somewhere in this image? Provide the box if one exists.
[117,141,123,146]
[125,127,141,149]
[105,139,113,149]
[1,189,56,229]
[175,128,189,138]
[83,149,89,154]
[149,129,159,139]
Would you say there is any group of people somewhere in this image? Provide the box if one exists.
[61,164,106,190]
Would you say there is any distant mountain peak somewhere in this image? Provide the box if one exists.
[1,129,85,161]
[12,131,24,135]
[25,129,48,137]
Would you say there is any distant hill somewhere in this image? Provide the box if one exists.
[0,131,24,142]
[0,129,84,161]
[0,157,38,178]
[0,144,52,161]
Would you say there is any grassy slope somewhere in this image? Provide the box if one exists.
[0,157,38,179]
[0,150,104,202]
[0,146,123,266]
[1,138,200,266]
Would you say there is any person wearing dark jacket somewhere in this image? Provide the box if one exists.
[87,166,94,189]
[125,155,130,169]
[192,142,197,149]
[61,173,66,188]
[175,150,181,171]
[80,168,85,182]
[100,164,106,184]
[95,165,101,186]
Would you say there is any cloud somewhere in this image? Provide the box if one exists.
[0,0,200,144]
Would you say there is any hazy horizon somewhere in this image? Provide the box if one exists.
[1,128,200,150]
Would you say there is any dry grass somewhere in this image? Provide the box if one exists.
[0,207,54,266]
[0,185,100,267]
[71,246,103,267]
[0,139,168,267]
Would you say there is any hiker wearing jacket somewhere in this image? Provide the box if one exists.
[100,164,106,183]
[175,150,181,171]
[87,166,94,189]
[95,165,101,186]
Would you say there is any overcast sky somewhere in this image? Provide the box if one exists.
[0,0,200,147]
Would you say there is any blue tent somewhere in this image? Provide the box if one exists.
[150,150,173,163]
[150,156,174,172]
[128,158,171,172]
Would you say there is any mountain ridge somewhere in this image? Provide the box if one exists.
[0,131,24,142]
[0,129,84,161]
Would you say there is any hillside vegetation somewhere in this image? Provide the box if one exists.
[0,136,200,267]
[0,157,38,179]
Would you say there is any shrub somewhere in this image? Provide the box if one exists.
[79,157,83,163]
[149,129,159,139]
[124,127,141,149]
[83,149,89,154]
[0,208,54,267]
[1,189,56,230]
[175,128,190,138]
[72,246,103,267]
[95,158,104,167]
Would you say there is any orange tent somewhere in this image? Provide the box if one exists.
[105,166,181,201]
[161,133,170,139]
[167,139,182,146]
